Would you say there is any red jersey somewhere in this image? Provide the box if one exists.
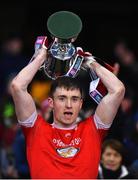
[22,115,108,179]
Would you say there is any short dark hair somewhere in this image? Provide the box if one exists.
[49,76,84,99]
[102,139,124,158]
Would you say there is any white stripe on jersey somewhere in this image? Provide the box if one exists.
[18,111,37,127]
[94,113,112,129]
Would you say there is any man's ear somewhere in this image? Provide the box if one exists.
[47,97,54,108]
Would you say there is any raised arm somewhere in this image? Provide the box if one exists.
[85,58,125,125]
[10,48,47,121]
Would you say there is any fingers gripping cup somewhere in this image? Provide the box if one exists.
[43,11,83,80]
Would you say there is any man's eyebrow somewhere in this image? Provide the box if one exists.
[57,95,66,98]
[72,96,81,98]
[57,95,81,98]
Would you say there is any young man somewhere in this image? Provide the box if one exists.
[10,47,125,178]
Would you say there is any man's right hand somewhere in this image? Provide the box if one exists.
[34,36,48,52]
[35,48,47,62]
[29,36,48,64]
[34,36,48,59]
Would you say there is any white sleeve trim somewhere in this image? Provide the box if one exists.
[18,111,37,127]
[93,113,112,129]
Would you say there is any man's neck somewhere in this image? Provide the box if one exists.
[52,120,77,130]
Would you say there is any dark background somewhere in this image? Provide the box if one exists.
[0,0,138,62]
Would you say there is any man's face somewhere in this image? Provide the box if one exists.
[51,87,83,126]
[101,146,122,171]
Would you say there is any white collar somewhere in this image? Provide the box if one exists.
[119,165,129,178]
[52,122,77,130]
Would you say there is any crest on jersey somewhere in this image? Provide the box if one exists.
[56,147,79,158]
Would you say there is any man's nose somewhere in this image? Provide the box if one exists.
[65,99,72,108]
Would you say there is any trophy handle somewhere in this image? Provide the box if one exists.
[87,56,114,104]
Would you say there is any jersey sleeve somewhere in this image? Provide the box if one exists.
[18,111,37,127]
[20,114,44,147]
[92,114,111,142]
[93,113,112,130]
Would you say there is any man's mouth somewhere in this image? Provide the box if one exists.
[64,112,73,115]
[64,112,73,119]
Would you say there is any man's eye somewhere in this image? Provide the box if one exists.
[72,98,79,102]
[59,97,65,101]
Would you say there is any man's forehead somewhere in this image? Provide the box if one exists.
[54,87,81,96]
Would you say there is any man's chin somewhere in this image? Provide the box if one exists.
[62,119,76,126]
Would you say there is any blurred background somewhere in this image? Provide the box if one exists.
[0,0,138,178]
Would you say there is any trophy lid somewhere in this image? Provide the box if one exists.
[47,11,82,40]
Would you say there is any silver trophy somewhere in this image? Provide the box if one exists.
[42,11,84,80]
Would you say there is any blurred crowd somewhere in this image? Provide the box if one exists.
[0,34,138,179]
